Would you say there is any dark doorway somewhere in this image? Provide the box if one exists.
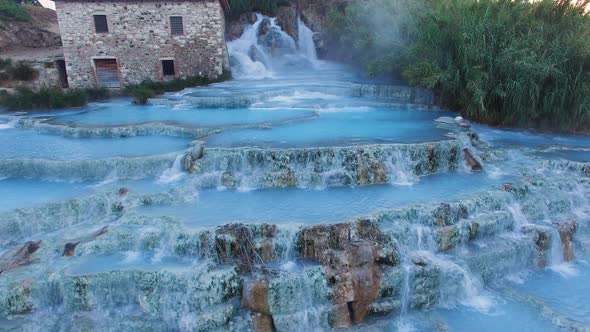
[55,59,68,88]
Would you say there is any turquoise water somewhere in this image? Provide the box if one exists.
[371,293,563,332]
[0,178,175,212]
[475,124,590,149]
[509,261,590,325]
[206,108,452,147]
[0,127,189,160]
[52,99,317,127]
[139,171,509,226]
[66,252,192,275]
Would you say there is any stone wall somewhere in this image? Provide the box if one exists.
[55,0,228,88]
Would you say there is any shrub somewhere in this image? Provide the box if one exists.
[226,0,287,18]
[122,71,231,105]
[0,0,31,23]
[0,58,12,70]
[128,87,156,105]
[0,87,108,110]
[85,87,110,101]
[7,61,37,81]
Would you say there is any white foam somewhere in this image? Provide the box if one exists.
[0,119,18,130]
[549,262,580,278]
[157,154,186,184]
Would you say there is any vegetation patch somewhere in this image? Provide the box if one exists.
[225,0,287,18]
[0,87,109,110]
[0,0,31,23]
[122,71,231,105]
[0,59,38,82]
[328,0,590,132]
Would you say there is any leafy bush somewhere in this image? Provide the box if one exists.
[0,0,31,23]
[0,58,12,70]
[226,0,287,18]
[7,61,37,81]
[127,87,156,105]
[123,71,231,105]
[0,87,109,110]
[85,87,110,101]
[329,0,590,132]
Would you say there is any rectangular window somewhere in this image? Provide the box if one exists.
[162,60,175,76]
[170,16,183,36]
[94,15,108,33]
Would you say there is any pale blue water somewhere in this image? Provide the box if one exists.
[139,171,510,226]
[536,149,590,163]
[66,252,191,275]
[510,261,590,325]
[475,124,590,149]
[52,99,317,127]
[0,128,189,160]
[0,178,175,212]
[206,108,452,147]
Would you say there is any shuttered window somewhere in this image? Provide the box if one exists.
[170,16,183,35]
[162,60,175,76]
[93,15,108,33]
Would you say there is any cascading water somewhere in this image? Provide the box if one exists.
[227,14,319,79]
[157,154,186,184]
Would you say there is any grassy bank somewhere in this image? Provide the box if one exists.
[328,0,590,132]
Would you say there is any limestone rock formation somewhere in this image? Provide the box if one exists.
[463,148,483,171]
[521,225,552,268]
[0,240,42,275]
[556,221,576,262]
[62,226,109,257]
[297,220,398,327]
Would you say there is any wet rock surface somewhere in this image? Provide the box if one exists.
[556,221,576,262]
[297,220,398,327]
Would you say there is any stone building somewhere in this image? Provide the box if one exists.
[54,0,229,88]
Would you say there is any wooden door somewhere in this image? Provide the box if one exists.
[94,59,120,88]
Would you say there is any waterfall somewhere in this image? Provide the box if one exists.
[396,264,415,332]
[388,150,419,186]
[228,14,319,80]
[548,228,578,277]
[508,203,528,228]
[157,154,186,184]
[297,16,318,61]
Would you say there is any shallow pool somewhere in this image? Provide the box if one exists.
[0,127,190,160]
[509,261,590,325]
[52,99,317,127]
[139,170,510,226]
[206,108,453,148]
[0,177,177,212]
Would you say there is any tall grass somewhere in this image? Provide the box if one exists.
[329,0,590,132]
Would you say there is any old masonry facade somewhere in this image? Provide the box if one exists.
[54,0,229,89]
